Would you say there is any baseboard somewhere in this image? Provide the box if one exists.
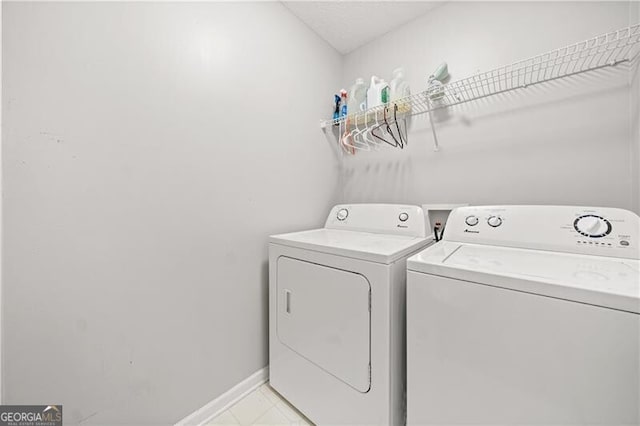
[175,366,269,426]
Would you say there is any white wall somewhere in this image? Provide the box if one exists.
[0,0,3,404]
[340,2,637,212]
[632,1,640,214]
[2,1,638,424]
[2,2,340,424]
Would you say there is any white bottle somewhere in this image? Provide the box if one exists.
[390,67,411,101]
[367,76,390,109]
[390,67,411,113]
[347,78,367,114]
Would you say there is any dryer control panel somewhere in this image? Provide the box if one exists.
[444,205,640,259]
[325,204,427,238]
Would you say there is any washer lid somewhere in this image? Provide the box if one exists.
[270,228,431,264]
[407,241,640,313]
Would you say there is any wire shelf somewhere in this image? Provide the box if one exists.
[321,23,640,129]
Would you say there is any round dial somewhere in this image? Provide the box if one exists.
[399,212,409,222]
[336,208,349,221]
[487,216,502,227]
[465,215,479,226]
[573,215,611,238]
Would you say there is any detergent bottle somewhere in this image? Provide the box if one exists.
[390,67,411,112]
[367,76,389,109]
[347,78,368,114]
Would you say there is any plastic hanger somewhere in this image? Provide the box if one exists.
[361,112,381,151]
[343,115,371,152]
[353,116,374,151]
[338,119,352,155]
[340,117,356,155]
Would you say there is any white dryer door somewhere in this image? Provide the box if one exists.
[276,256,371,392]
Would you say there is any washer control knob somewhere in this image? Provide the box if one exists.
[487,216,502,227]
[465,215,479,226]
[574,215,611,238]
[399,212,409,222]
[336,208,349,221]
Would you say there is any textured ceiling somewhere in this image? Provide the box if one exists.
[282,1,443,54]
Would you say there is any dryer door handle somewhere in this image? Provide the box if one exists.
[284,289,292,314]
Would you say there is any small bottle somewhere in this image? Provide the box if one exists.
[333,94,341,124]
[340,89,348,117]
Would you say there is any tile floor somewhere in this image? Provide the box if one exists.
[206,383,313,426]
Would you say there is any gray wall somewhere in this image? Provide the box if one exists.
[2,2,340,424]
[339,2,638,212]
[632,1,640,214]
[2,1,639,425]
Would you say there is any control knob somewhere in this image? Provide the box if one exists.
[337,208,349,221]
[465,216,479,226]
[487,216,502,227]
[574,215,611,238]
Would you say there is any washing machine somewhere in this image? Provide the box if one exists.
[269,204,434,425]
[406,205,640,425]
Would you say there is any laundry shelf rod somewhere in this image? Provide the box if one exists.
[321,23,640,132]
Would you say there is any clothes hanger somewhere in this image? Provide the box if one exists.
[393,103,407,147]
[338,118,351,155]
[371,107,398,148]
[344,114,371,152]
[383,105,403,149]
[354,115,374,151]
[361,111,381,151]
[340,117,356,155]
